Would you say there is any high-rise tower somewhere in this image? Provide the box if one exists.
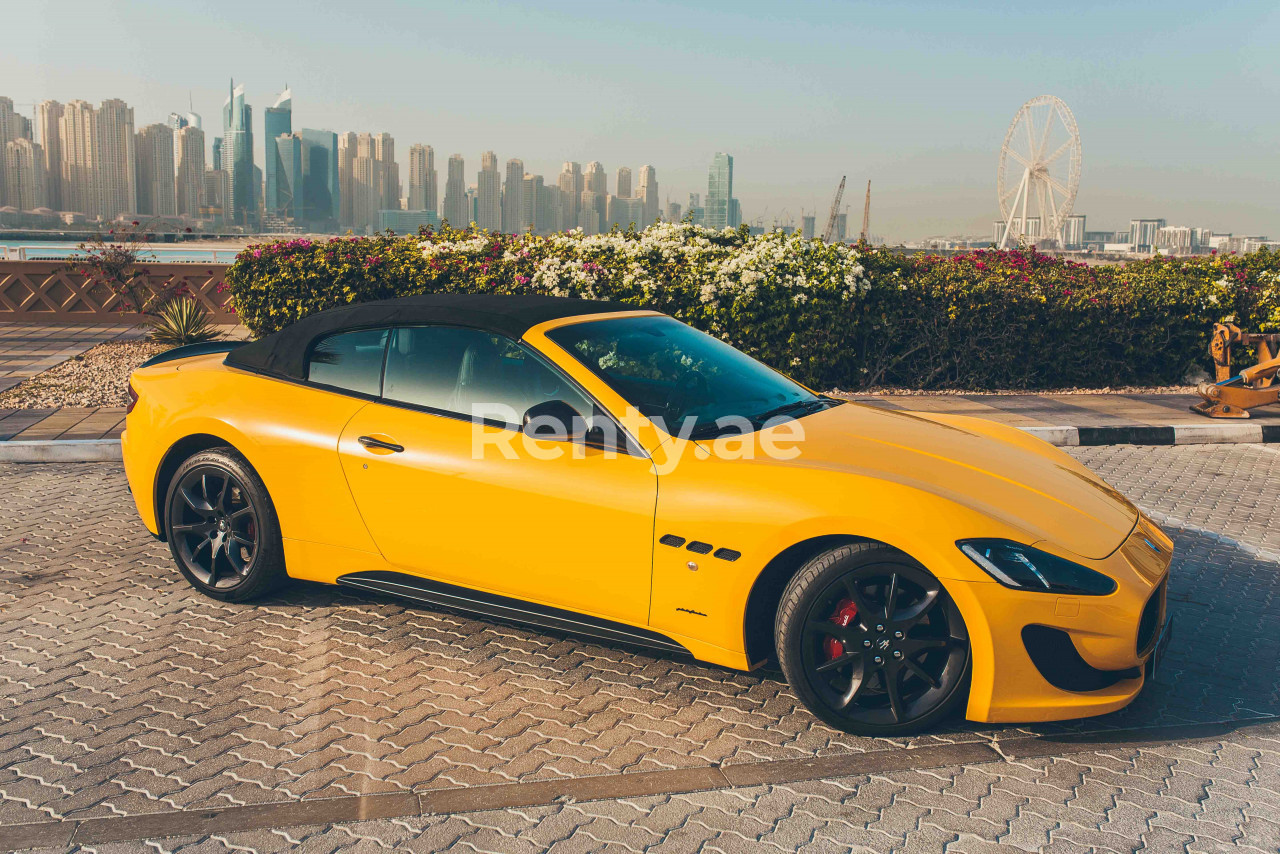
[264,88,293,219]
[408,144,436,212]
[502,158,524,233]
[35,101,63,210]
[477,151,501,231]
[222,82,255,228]
[442,154,468,227]
[174,125,205,219]
[134,123,175,217]
[705,152,734,231]
[557,162,582,232]
[637,165,658,227]
[96,99,136,220]
[584,161,606,233]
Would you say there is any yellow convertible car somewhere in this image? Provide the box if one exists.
[123,294,1172,735]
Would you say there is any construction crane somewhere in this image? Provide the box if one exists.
[860,180,871,243]
[822,176,846,243]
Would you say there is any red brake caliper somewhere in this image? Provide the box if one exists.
[825,597,858,660]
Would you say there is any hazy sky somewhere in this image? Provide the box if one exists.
[5,0,1278,240]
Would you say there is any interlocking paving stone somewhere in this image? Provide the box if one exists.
[2,446,1280,850]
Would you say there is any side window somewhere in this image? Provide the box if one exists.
[383,326,594,427]
[307,328,389,396]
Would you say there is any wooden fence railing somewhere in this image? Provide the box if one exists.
[0,261,237,323]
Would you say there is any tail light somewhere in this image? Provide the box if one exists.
[126,382,139,414]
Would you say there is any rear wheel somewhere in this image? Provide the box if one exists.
[776,543,970,735]
[164,447,286,602]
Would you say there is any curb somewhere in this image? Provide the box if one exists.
[1021,423,1280,446]
[0,423,1278,463]
[0,439,122,462]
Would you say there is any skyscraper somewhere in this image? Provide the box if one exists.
[0,97,20,207]
[477,151,501,232]
[584,161,606,233]
[222,82,255,228]
[174,125,205,219]
[202,168,229,225]
[134,123,176,217]
[35,101,63,211]
[615,166,631,200]
[338,132,399,233]
[557,162,582,233]
[637,165,658,227]
[372,133,399,215]
[408,144,436,212]
[273,133,303,221]
[705,152,734,231]
[211,137,222,171]
[606,195,644,231]
[537,184,562,234]
[502,158,524,233]
[263,88,292,219]
[299,129,339,228]
[58,100,97,216]
[0,97,30,206]
[522,173,543,233]
[578,190,599,236]
[3,139,46,211]
[96,99,136,219]
[442,153,468,227]
[0,97,26,147]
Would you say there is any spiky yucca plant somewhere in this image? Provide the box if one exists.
[147,297,221,346]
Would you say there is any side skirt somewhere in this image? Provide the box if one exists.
[336,570,691,655]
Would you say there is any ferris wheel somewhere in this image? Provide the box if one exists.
[997,96,1082,249]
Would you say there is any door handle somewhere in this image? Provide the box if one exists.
[358,435,405,453]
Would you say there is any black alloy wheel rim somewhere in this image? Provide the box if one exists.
[169,466,259,590]
[800,564,968,727]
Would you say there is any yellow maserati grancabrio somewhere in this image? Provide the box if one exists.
[123,294,1172,735]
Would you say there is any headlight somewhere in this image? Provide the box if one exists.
[957,539,1116,595]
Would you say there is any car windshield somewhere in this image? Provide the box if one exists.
[545,315,834,437]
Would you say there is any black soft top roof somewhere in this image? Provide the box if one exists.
[223,293,646,381]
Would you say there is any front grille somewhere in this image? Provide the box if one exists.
[1136,578,1166,656]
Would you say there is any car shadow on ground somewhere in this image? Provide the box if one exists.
[253,523,1278,743]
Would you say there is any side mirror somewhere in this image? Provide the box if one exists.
[522,400,585,442]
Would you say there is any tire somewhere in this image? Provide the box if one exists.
[163,447,287,603]
[775,542,971,736]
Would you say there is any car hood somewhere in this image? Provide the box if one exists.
[728,402,1138,559]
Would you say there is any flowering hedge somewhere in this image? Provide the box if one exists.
[224,224,1280,390]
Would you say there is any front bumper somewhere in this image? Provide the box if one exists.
[952,515,1173,723]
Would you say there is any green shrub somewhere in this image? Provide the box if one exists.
[224,225,1280,391]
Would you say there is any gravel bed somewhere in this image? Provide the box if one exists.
[0,341,166,409]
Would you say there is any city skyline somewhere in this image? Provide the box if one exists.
[0,84,1268,252]
[3,1,1278,241]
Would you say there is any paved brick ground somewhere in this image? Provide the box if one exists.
[3,446,1280,851]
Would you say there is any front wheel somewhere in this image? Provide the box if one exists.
[164,447,287,602]
[776,543,970,736]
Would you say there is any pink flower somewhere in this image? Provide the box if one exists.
[252,249,262,258]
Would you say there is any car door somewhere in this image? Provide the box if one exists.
[336,325,657,626]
